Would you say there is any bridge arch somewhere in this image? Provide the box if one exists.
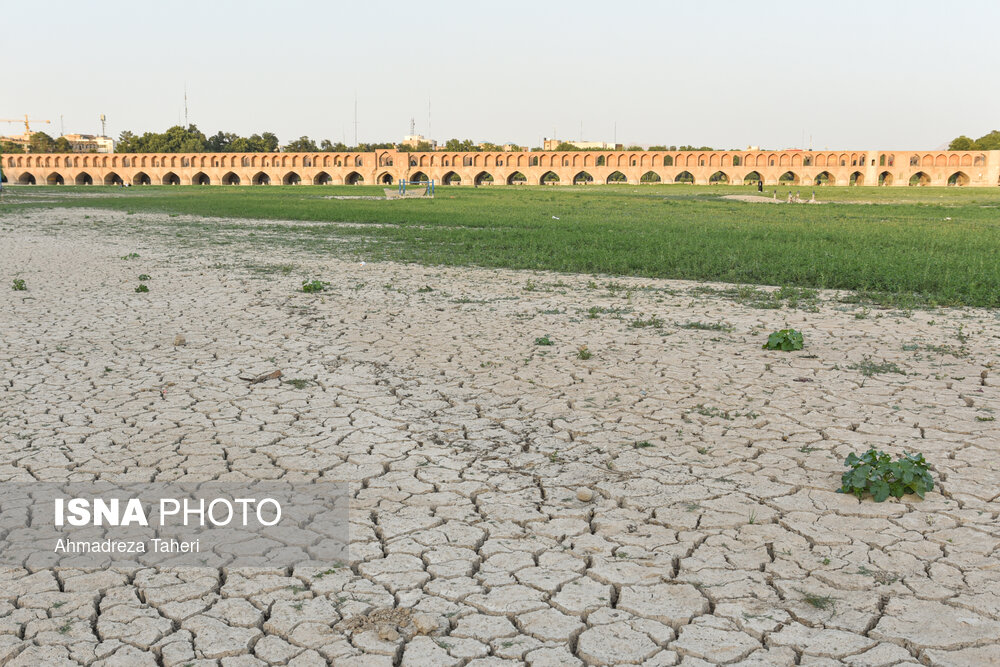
[46,172,64,185]
[743,171,762,185]
[221,172,240,185]
[814,171,834,186]
[909,171,930,186]
[132,172,151,185]
[674,171,694,183]
[282,171,301,185]
[344,171,363,185]
[778,171,799,185]
[75,172,93,185]
[313,171,332,185]
[409,171,428,183]
[104,172,124,186]
[18,173,36,185]
[878,171,893,186]
[377,172,394,185]
[849,171,864,186]
[573,171,594,185]
[442,171,461,185]
[506,171,527,185]
[192,172,211,186]
[162,172,180,185]
[606,171,627,184]
[640,171,661,183]
[947,171,969,186]
[708,171,729,184]
[252,171,270,185]
[474,171,494,186]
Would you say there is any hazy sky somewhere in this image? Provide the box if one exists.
[5,0,999,150]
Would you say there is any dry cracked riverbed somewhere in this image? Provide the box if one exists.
[1,209,999,666]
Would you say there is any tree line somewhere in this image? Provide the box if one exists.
[948,130,1000,151]
[1,123,726,154]
[1,132,74,154]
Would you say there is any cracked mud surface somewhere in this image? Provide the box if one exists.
[1,209,999,666]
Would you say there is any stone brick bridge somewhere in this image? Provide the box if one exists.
[4,148,999,187]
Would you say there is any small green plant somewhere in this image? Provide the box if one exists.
[838,448,933,502]
[121,252,140,260]
[301,279,329,293]
[799,591,835,610]
[633,440,653,449]
[535,335,553,346]
[630,316,664,329]
[763,328,804,351]
[135,283,149,293]
[849,357,904,377]
[416,285,434,293]
[11,278,26,291]
[138,274,151,281]
[678,321,732,332]
[285,379,310,390]
[576,345,592,360]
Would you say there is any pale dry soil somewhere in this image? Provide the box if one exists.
[1,209,999,667]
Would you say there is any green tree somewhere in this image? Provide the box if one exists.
[284,136,319,152]
[53,137,73,153]
[29,132,58,153]
[948,135,975,151]
[320,139,349,152]
[444,138,478,151]
[1,140,24,154]
[974,130,1000,150]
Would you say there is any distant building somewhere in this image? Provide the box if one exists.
[401,134,436,150]
[62,134,115,153]
[0,132,115,153]
[543,138,621,151]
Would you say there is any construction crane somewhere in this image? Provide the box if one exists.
[1,114,51,135]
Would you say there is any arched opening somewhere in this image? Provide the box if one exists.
[573,171,594,185]
[17,173,36,185]
[540,171,560,185]
[378,172,394,185]
[46,172,64,185]
[345,171,363,185]
[283,171,301,185]
[506,171,526,185]
[878,171,893,186]
[474,171,494,186]
[75,172,93,185]
[640,171,661,183]
[132,172,151,185]
[674,171,694,183]
[743,171,762,185]
[849,171,864,186]
[221,172,240,186]
[192,172,211,186]
[908,171,930,187]
[606,171,626,184]
[947,171,969,187]
[252,172,271,185]
[162,172,180,186]
[708,171,729,184]
[732,156,742,166]
[596,155,606,167]
[778,171,799,185]
[409,171,428,183]
[104,172,123,186]
[312,171,332,185]
[0,172,6,183]
[814,171,834,186]
[442,171,461,185]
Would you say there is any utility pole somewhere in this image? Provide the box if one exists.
[100,114,106,137]
[60,114,64,136]
[184,84,189,127]
[353,92,358,146]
